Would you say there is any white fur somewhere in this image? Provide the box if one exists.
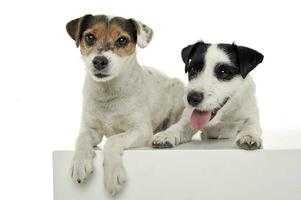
[152,44,262,149]
[71,46,185,195]
[135,20,153,48]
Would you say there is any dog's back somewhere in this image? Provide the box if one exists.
[142,66,185,132]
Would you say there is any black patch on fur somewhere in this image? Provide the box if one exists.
[111,18,137,43]
[214,63,239,81]
[234,44,264,78]
[181,42,263,81]
[218,43,264,78]
[181,41,210,81]
[94,15,109,26]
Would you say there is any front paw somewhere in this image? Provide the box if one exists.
[152,131,179,149]
[71,155,94,183]
[236,135,262,150]
[104,161,127,196]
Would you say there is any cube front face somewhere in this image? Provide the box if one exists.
[53,146,301,200]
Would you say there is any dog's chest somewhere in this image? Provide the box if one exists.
[100,114,131,137]
[90,101,135,137]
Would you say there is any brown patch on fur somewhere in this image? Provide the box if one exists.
[71,15,137,57]
[129,18,140,35]
[80,22,108,56]
[109,24,136,57]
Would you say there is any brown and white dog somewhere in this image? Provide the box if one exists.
[66,14,185,195]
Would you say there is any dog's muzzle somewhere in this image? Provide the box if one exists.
[187,91,204,107]
[92,56,108,71]
[189,95,230,131]
[92,56,110,78]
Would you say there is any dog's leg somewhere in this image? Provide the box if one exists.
[71,127,103,183]
[236,115,262,150]
[201,122,241,139]
[152,121,195,148]
[103,122,152,196]
[152,109,196,148]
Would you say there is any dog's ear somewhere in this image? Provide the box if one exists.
[66,14,94,47]
[181,42,203,73]
[129,19,153,48]
[233,43,264,78]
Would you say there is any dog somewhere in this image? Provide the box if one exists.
[152,41,264,150]
[66,14,185,195]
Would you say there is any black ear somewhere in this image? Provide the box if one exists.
[233,44,264,78]
[181,42,201,73]
[66,14,94,47]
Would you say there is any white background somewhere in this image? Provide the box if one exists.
[0,0,300,199]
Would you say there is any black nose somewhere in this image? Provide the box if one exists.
[187,91,204,107]
[92,56,108,70]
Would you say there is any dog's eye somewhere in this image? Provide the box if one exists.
[215,64,238,81]
[115,36,128,47]
[85,34,96,46]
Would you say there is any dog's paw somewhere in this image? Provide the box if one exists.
[151,131,179,149]
[71,156,94,183]
[236,135,262,150]
[104,161,127,196]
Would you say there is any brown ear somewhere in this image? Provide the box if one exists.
[66,14,94,47]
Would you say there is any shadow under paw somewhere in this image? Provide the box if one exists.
[236,135,262,150]
[152,141,173,149]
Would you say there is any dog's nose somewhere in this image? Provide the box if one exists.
[92,56,108,70]
[187,91,204,107]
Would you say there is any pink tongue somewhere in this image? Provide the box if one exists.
[190,110,212,130]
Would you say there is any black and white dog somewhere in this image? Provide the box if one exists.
[152,41,264,150]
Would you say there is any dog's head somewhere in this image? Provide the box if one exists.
[181,41,263,130]
[66,14,153,81]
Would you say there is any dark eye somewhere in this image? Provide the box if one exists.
[85,33,96,46]
[115,36,128,47]
[215,64,238,81]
